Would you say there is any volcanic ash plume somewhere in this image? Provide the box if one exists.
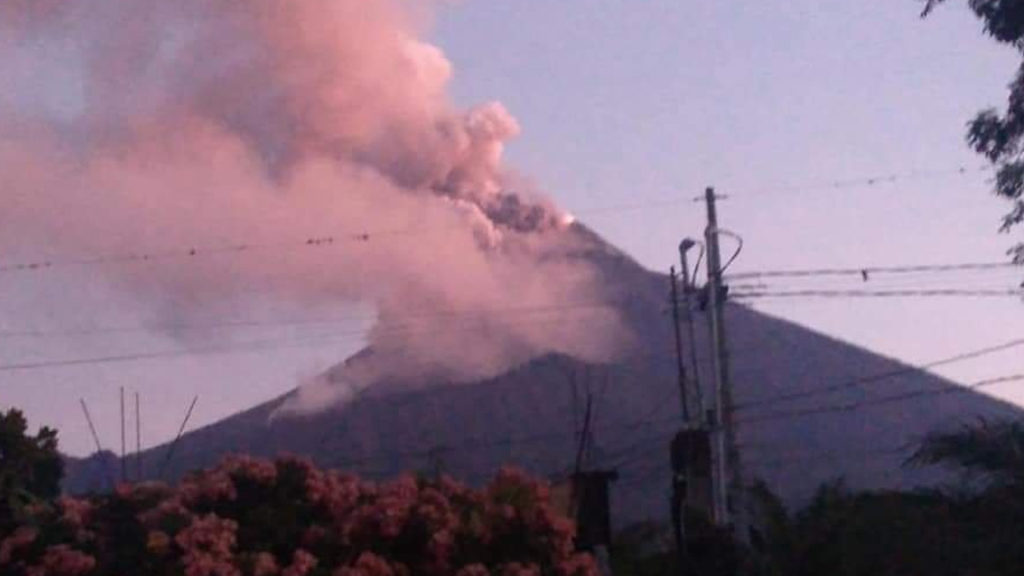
[0,0,633,412]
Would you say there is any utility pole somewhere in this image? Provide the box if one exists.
[679,240,705,423]
[669,266,691,423]
[702,186,741,531]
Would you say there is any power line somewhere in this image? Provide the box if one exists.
[133,368,1024,481]
[726,260,1018,281]
[0,163,1001,276]
[0,311,637,375]
[0,333,355,374]
[741,165,993,197]
[730,288,1023,300]
[577,165,994,218]
[286,337,1024,476]
[743,444,913,469]
[737,373,1024,427]
[0,298,627,340]
[735,336,1024,412]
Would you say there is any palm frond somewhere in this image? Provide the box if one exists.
[908,418,1024,485]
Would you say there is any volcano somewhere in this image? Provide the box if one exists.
[65,223,1023,526]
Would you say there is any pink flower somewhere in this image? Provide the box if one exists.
[28,545,96,576]
[416,487,457,532]
[427,529,454,566]
[438,476,469,499]
[251,552,280,576]
[345,476,419,542]
[282,549,318,576]
[222,455,278,486]
[0,526,38,564]
[58,497,92,526]
[175,514,240,576]
[333,552,395,576]
[138,496,192,528]
[180,468,238,505]
[307,470,362,523]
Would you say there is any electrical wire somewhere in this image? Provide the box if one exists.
[0,311,630,374]
[0,163,1001,276]
[726,261,1018,282]
[577,164,994,218]
[717,229,744,274]
[737,373,1024,427]
[730,288,1023,299]
[743,444,913,469]
[735,336,1024,412]
[0,297,629,340]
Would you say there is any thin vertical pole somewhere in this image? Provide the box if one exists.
[704,187,736,528]
[80,399,104,455]
[669,267,691,423]
[120,387,126,483]
[135,392,142,481]
[574,393,594,475]
[160,395,198,479]
[80,399,116,489]
[679,244,706,422]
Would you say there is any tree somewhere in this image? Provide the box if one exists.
[923,0,1024,265]
[0,456,600,576]
[909,417,1024,487]
[0,408,63,532]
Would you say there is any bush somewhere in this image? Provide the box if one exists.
[0,455,598,576]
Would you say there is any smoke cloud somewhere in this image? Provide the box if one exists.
[0,0,632,414]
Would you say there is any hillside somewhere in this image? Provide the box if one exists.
[64,224,1024,525]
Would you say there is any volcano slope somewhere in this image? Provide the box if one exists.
[66,224,1023,525]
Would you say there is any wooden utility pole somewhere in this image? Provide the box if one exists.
[702,187,741,530]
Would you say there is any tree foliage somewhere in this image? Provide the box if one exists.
[924,0,1024,263]
[0,409,63,535]
[909,417,1024,487]
[746,481,1024,576]
[0,455,598,576]
[735,418,1024,575]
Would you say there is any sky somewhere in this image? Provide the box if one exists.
[2,0,1023,457]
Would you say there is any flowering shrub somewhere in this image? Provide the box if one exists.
[0,456,597,576]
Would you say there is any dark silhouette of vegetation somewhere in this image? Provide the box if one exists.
[923,0,1024,264]
[743,418,1024,575]
[610,515,742,576]
[0,408,63,536]
[614,418,1024,575]
[9,411,1024,574]
[910,417,1024,486]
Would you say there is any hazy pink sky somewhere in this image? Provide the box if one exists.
[2,0,1022,456]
